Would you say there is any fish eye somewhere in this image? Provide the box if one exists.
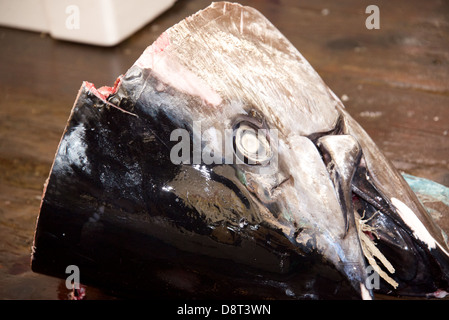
[233,122,272,165]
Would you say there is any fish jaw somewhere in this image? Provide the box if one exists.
[326,107,449,296]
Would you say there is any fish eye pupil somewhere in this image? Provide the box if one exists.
[233,122,271,165]
[240,130,260,154]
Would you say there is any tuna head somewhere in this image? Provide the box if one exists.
[32,2,449,299]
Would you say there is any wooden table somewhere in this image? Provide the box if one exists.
[0,0,448,299]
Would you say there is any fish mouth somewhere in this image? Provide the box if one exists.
[350,164,449,297]
[310,126,449,297]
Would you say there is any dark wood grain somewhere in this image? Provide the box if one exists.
[0,0,448,299]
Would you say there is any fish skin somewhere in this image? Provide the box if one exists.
[32,2,449,299]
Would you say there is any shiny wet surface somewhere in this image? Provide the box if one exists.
[0,0,448,299]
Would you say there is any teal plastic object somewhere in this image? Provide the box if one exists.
[402,173,449,244]
[402,173,449,208]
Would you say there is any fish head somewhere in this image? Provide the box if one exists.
[127,2,449,298]
[32,2,449,299]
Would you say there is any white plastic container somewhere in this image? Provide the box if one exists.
[0,0,176,46]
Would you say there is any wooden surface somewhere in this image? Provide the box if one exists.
[0,0,448,299]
